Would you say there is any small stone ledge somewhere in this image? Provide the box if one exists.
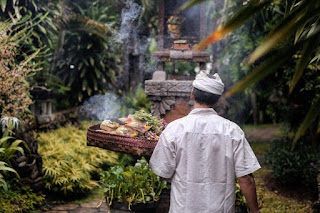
[145,80,193,119]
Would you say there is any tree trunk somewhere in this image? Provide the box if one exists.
[251,92,258,125]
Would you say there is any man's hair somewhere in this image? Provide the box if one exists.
[193,87,221,107]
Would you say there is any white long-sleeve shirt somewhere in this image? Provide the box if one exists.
[150,108,261,213]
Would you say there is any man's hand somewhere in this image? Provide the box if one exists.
[238,173,260,213]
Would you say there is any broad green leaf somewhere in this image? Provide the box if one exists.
[194,0,273,50]
[0,136,13,145]
[8,144,25,155]
[178,0,207,11]
[224,49,291,98]
[0,164,19,177]
[292,98,320,150]
[0,0,6,12]
[289,37,318,94]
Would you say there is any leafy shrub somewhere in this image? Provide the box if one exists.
[100,158,167,210]
[0,135,27,190]
[0,117,28,190]
[0,19,40,120]
[37,122,119,195]
[0,183,45,213]
[266,139,320,193]
[52,2,120,108]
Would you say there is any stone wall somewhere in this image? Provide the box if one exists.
[35,107,80,130]
[145,80,193,123]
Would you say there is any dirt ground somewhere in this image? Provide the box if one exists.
[244,126,281,143]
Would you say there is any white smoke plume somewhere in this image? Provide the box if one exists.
[80,94,122,121]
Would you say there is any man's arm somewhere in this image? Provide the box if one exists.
[238,173,260,213]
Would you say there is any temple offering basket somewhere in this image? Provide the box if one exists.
[87,124,158,156]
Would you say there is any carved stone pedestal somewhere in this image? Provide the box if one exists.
[145,80,193,123]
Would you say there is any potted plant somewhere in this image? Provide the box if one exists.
[100,158,167,212]
[167,13,185,38]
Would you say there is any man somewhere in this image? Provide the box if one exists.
[149,71,261,213]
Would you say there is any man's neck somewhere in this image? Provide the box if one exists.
[193,101,211,109]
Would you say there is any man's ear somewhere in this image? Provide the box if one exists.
[190,88,194,100]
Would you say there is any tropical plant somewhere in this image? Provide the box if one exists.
[0,136,27,165]
[0,19,41,120]
[37,122,119,195]
[0,118,28,191]
[100,157,167,210]
[0,161,19,191]
[52,0,121,108]
[0,0,59,90]
[0,117,20,137]
[180,0,320,149]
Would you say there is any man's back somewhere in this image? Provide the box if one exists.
[150,108,260,213]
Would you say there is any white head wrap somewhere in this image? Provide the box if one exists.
[192,71,224,95]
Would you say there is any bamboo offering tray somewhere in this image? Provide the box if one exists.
[87,124,158,156]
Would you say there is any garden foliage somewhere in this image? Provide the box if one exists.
[0,184,45,213]
[100,157,167,210]
[51,0,121,108]
[0,117,28,191]
[120,84,151,117]
[266,139,320,194]
[0,19,40,120]
[37,122,119,195]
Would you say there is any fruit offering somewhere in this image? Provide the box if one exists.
[99,110,166,140]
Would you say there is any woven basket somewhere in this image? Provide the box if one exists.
[87,124,158,156]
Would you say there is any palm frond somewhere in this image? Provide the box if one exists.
[248,1,320,64]
[224,47,293,98]
[58,14,111,42]
[289,36,319,94]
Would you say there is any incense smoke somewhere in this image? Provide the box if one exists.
[80,94,122,121]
